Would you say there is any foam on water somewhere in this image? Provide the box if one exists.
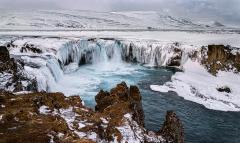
[44,39,147,106]
[51,61,146,106]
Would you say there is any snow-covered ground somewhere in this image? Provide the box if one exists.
[151,60,240,112]
[1,31,240,47]
[0,10,235,31]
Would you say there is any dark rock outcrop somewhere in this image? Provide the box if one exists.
[217,86,231,93]
[20,44,42,54]
[95,82,144,127]
[158,111,184,143]
[0,46,10,62]
[95,82,183,142]
[201,45,240,75]
[167,48,183,67]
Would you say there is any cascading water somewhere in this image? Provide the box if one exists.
[23,38,187,97]
[121,42,182,66]
[47,59,63,82]
[30,39,130,95]
[56,39,123,67]
[20,39,187,98]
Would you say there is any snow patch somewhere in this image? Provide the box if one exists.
[151,60,240,111]
[39,105,51,114]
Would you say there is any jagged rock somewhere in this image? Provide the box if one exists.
[0,46,10,62]
[95,82,183,142]
[217,86,231,93]
[158,111,184,143]
[0,46,37,92]
[95,82,144,127]
[20,44,42,54]
[201,45,240,75]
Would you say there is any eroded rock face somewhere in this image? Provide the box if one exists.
[201,45,240,75]
[94,82,145,141]
[0,46,37,92]
[95,82,144,129]
[158,111,184,143]
[0,83,184,143]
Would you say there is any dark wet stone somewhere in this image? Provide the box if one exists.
[0,46,10,62]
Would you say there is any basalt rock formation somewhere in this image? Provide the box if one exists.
[95,82,144,127]
[201,45,240,75]
[158,111,184,143]
[0,83,184,143]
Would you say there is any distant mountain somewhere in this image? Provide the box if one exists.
[0,10,234,31]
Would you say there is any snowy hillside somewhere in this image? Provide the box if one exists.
[0,10,233,31]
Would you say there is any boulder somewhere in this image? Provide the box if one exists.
[0,46,10,62]
[217,86,231,93]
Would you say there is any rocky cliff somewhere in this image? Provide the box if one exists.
[0,82,184,143]
[201,45,240,75]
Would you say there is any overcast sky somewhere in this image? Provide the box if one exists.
[0,0,239,25]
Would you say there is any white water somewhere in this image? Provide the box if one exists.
[31,39,183,96]
[46,40,148,105]
[23,39,147,105]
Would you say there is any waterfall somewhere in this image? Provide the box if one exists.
[57,39,184,69]
[46,59,63,82]
[121,42,183,67]
[56,39,123,67]
[22,38,189,92]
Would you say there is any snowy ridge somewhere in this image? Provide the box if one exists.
[0,10,234,31]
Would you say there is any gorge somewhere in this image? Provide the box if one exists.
[1,33,240,142]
